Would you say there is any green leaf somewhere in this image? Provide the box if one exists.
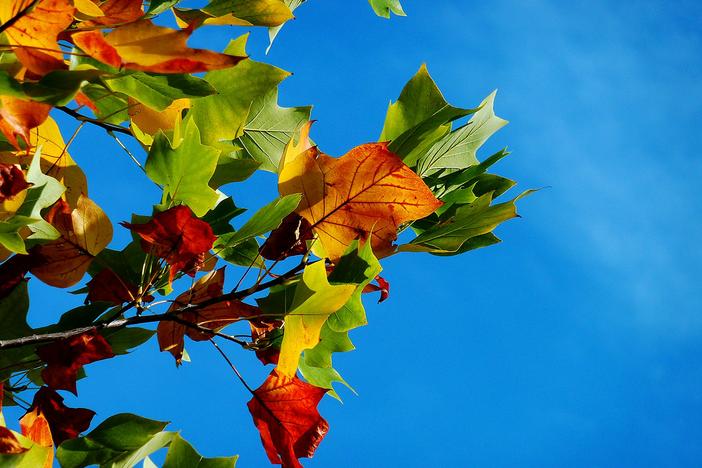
[80,83,130,124]
[0,431,52,468]
[233,88,311,172]
[217,194,300,247]
[163,433,238,468]
[145,118,220,216]
[202,197,246,235]
[215,236,263,268]
[195,0,293,26]
[267,0,305,52]
[417,91,508,177]
[103,327,155,355]
[300,323,356,400]
[0,281,32,340]
[190,34,290,149]
[0,70,102,106]
[146,0,182,16]
[209,155,260,188]
[381,65,475,165]
[369,0,405,18]
[88,414,169,450]
[402,191,533,254]
[104,72,217,111]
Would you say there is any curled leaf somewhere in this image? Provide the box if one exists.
[36,329,115,394]
[0,163,29,202]
[248,370,328,468]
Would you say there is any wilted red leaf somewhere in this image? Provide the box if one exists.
[362,275,390,303]
[248,370,329,468]
[279,124,442,261]
[0,0,75,76]
[0,163,29,202]
[31,195,113,288]
[36,329,115,395]
[157,268,260,364]
[22,387,94,446]
[0,97,51,149]
[86,268,151,304]
[72,20,245,74]
[121,205,216,284]
[260,213,314,261]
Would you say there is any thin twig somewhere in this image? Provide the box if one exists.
[209,339,254,393]
[56,106,133,137]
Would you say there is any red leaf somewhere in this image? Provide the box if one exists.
[121,205,216,284]
[0,163,30,202]
[362,275,390,303]
[248,370,329,468]
[36,329,115,395]
[260,213,313,261]
[0,255,36,300]
[86,268,151,304]
[85,0,143,26]
[22,387,94,446]
[251,320,282,365]
[157,268,259,364]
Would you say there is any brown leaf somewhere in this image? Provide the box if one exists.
[0,163,30,202]
[36,329,115,395]
[72,20,245,74]
[279,124,442,261]
[0,97,51,150]
[157,268,259,364]
[121,205,216,284]
[248,370,328,468]
[0,0,75,76]
[260,212,313,261]
[22,387,94,446]
[0,427,27,455]
[31,195,113,288]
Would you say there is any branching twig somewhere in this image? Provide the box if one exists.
[56,106,133,137]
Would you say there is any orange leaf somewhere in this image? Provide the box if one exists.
[0,97,51,150]
[279,126,442,261]
[0,0,75,76]
[157,268,259,364]
[22,387,94,446]
[31,195,113,287]
[19,409,53,468]
[82,0,142,26]
[247,370,328,468]
[36,330,115,395]
[72,20,246,74]
[121,205,216,284]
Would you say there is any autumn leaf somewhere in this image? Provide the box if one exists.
[248,370,328,468]
[0,97,51,150]
[276,261,355,378]
[72,20,246,74]
[0,0,75,76]
[259,212,313,260]
[362,275,390,303]
[173,0,293,28]
[86,268,145,304]
[279,124,442,261]
[0,163,29,202]
[36,329,115,394]
[19,408,53,468]
[82,0,143,26]
[157,267,260,364]
[31,195,113,288]
[121,205,216,283]
[129,97,190,137]
[22,387,95,445]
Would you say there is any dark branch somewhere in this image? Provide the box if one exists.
[0,0,40,35]
[57,106,134,137]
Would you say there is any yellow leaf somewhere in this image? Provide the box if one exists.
[276,262,356,377]
[0,0,75,76]
[279,125,442,261]
[72,20,245,74]
[73,0,104,18]
[31,195,113,287]
[128,97,190,136]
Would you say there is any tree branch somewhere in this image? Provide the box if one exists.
[0,260,308,351]
[57,106,134,137]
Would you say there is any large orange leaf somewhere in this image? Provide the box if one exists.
[0,97,51,150]
[31,196,113,287]
[247,370,328,468]
[36,330,115,394]
[157,268,260,364]
[278,124,442,261]
[19,408,52,468]
[72,20,245,74]
[0,0,75,76]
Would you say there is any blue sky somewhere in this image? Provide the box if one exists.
[7,0,702,466]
